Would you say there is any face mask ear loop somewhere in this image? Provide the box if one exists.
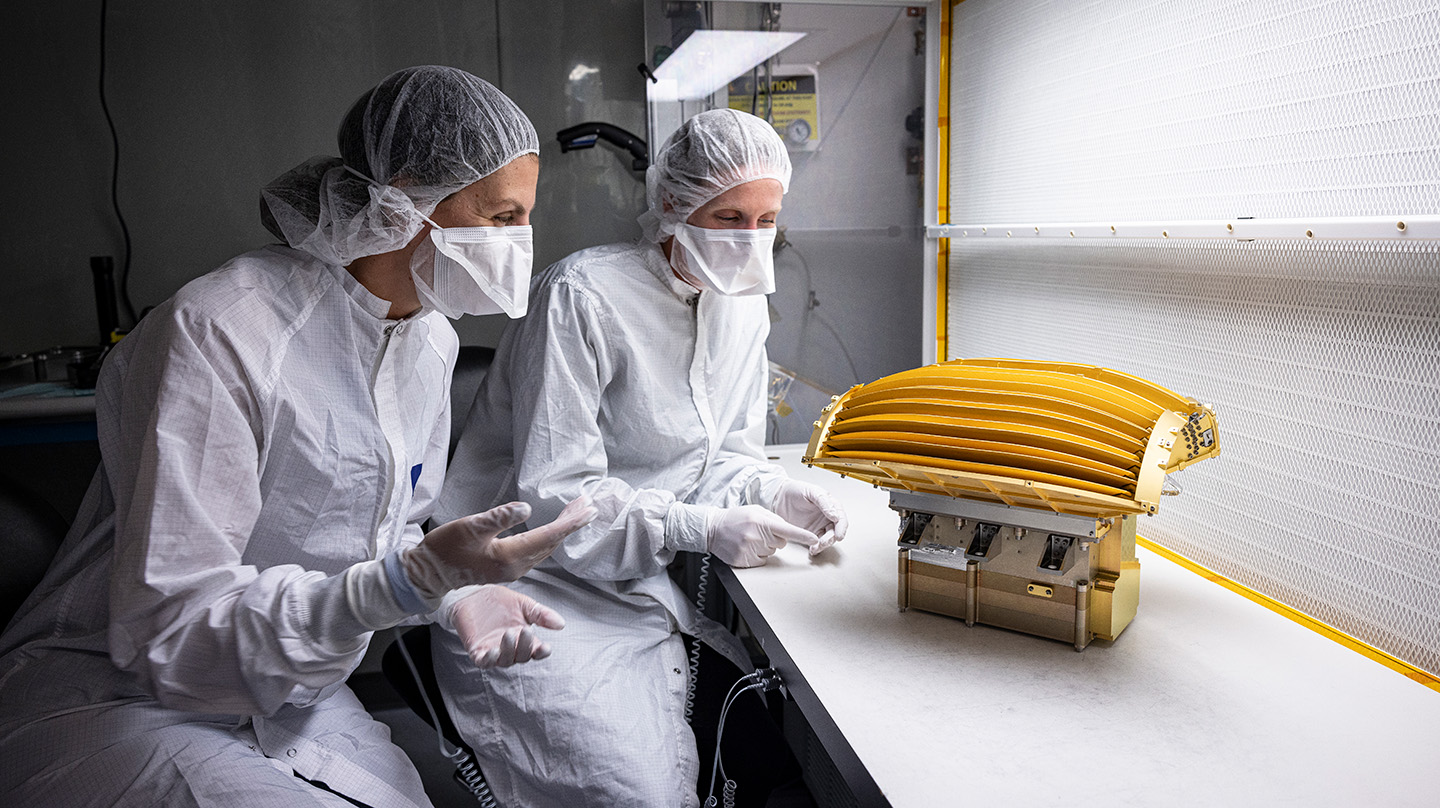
[413,210,443,231]
[343,165,443,231]
[342,164,381,187]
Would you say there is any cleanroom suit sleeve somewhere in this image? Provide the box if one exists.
[507,281,691,582]
[104,308,391,716]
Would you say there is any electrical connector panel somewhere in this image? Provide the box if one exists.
[893,490,1138,650]
[804,358,1220,649]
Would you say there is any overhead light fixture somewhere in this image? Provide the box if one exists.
[648,30,806,102]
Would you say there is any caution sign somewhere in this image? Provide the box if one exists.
[727,67,819,151]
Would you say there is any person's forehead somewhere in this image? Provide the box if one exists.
[465,158,538,208]
[704,178,784,209]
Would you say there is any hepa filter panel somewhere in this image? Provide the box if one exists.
[945,238,1440,675]
[945,0,1440,677]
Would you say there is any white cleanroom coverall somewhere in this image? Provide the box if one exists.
[432,239,788,807]
[0,246,453,808]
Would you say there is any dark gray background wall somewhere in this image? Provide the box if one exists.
[0,0,648,352]
[1,0,923,445]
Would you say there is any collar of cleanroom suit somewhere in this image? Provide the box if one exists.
[0,245,456,808]
[429,238,785,808]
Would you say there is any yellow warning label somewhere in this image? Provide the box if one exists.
[728,71,819,151]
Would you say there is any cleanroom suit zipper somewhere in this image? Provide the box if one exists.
[687,293,717,491]
[369,321,405,555]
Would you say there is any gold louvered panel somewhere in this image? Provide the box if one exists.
[824,432,1134,490]
[827,414,1139,471]
[843,386,1150,441]
[952,358,1191,414]
[805,358,1220,517]
[837,399,1144,453]
[827,451,1131,498]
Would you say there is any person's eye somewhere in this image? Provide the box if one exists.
[761,218,776,226]
[717,214,741,222]
[492,214,514,225]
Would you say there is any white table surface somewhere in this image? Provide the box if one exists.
[722,445,1439,807]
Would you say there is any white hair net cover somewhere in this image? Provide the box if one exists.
[638,108,792,243]
[260,65,539,266]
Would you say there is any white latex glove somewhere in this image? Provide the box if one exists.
[706,505,815,568]
[403,496,597,604]
[448,585,566,668]
[770,480,849,556]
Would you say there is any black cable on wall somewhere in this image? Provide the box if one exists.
[99,0,137,326]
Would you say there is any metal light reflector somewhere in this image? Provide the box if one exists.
[647,30,806,102]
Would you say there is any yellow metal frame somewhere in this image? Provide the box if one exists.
[1137,538,1440,694]
[935,0,953,362]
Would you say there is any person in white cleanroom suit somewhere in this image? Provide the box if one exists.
[0,65,596,808]
[432,108,850,807]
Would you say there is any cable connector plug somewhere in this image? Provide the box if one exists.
[754,667,784,692]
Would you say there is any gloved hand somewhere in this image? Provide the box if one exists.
[403,497,597,604]
[770,480,849,556]
[448,585,566,668]
[706,505,815,568]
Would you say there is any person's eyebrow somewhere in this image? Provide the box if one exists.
[712,204,783,214]
[476,196,529,214]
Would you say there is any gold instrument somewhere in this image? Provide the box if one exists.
[804,358,1220,649]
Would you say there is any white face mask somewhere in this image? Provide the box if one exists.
[670,224,777,296]
[410,219,533,319]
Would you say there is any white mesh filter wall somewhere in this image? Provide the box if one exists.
[949,0,1440,223]
[945,240,1440,674]
[945,0,1440,675]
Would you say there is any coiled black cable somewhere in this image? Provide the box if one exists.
[685,553,715,724]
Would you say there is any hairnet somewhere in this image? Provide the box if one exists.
[638,109,792,243]
[260,65,539,266]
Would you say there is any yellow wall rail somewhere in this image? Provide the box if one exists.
[1138,537,1440,694]
[935,0,953,362]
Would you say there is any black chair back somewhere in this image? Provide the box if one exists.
[449,345,496,459]
[0,475,70,630]
[381,626,469,749]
